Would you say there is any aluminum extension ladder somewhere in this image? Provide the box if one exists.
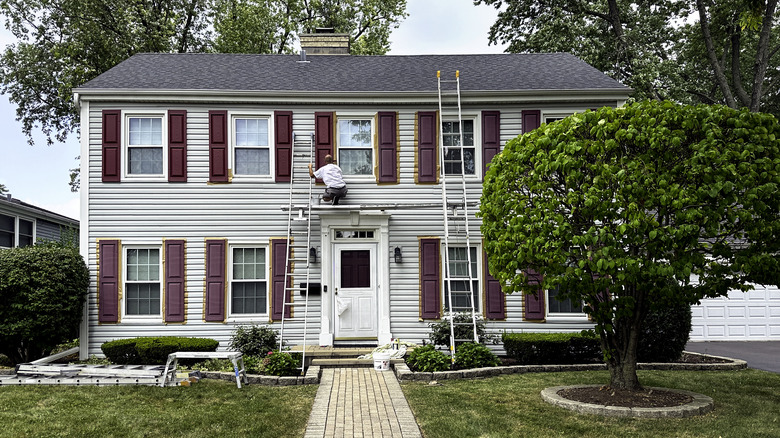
[278,132,315,375]
[437,70,480,364]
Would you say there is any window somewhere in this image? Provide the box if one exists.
[547,285,585,315]
[442,119,475,175]
[125,248,161,316]
[234,117,270,176]
[0,214,34,248]
[337,118,373,175]
[444,246,480,311]
[231,247,267,315]
[127,116,163,175]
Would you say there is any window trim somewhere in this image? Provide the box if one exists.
[544,112,574,125]
[0,213,35,248]
[122,244,163,320]
[229,111,275,181]
[336,113,375,178]
[227,243,270,319]
[440,113,481,178]
[123,111,168,180]
[442,243,482,312]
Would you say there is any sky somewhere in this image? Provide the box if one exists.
[0,0,507,222]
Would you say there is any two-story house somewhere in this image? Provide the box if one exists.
[75,34,634,359]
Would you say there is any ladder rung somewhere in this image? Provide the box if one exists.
[289,231,308,235]
[293,153,311,158]
[290,191,312,195]
[454,338,477,342]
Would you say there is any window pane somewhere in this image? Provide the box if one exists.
[0,215,13,233]
[442,120,475,175]
[127,248,159,282]
[233,248,265,280]
[339,119,371,147]
[129,147,163,174]
[129,117,162,145]
[339,149,372,175]
[444,247,479,311]
[231,281,267,314]
[548,287,583,313]
[235,118,269,146]
[126,283,161,315]
[235,148,270,175]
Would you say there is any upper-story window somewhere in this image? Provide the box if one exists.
[442,119,475,175]
[337,118,373,175]
[233,117,271,176]
[0,214,34,248]
[127,116,164,175]
[124,247,162,317]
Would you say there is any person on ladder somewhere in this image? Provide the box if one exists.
[308,154,348,205]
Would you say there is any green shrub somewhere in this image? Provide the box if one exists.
[101,338,141,364]
[638,301,692,362]
[263,352,301,376]
[428,312,498,347]
[502,332,602,364]
[0,245,89,364]
[101,337,218,365]
[229,324,278,356]
[453,343,500,369]
[406,345,450,372]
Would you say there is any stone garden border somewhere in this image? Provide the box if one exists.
[540,385,714,418]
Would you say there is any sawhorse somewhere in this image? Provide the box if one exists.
[162,351,247,388]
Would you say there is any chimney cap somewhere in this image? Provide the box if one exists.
[315,27,336,34]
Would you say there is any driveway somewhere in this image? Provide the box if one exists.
[685,341,780,373]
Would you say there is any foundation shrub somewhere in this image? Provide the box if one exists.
[453,342,500,369]
[101,337,218,365]
[428,312,498,347]
[406,345,450,372]
[229,324,279,357]
[263,351,301,376]
[638,301,692,362]
[502,332,602,364]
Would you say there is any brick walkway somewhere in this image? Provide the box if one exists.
[304,368,422,438]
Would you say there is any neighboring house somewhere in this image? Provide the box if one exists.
[0,194,79,248]
[74,33,639,359]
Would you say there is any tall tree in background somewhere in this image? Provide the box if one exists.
[477,0,778,115]
[0,0,407,148]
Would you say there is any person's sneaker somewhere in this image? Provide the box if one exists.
[322,196,332,202]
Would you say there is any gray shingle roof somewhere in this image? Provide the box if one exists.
[78,53,628,93]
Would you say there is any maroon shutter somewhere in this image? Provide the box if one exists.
[377,111,398,183]
[102,110,121,182]
[522,110,541,134]
[481,111,500,179]
[204,239,226,322]
[271,238,291,321]
[314,112,333,182]
[417,111,437,183]
[274,111,293,182]
[168,110,187,182]
[483,250,505,319]
[209,110,229,183]
[164,240,186,323]
[98,240,120,323]
[419,238,441,319]
[523,269,545,321]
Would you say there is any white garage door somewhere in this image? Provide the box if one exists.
[691,285,780,340]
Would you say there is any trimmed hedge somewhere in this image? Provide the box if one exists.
[102,337,219,365]
[502,332,602,364]
[638,301,692,362]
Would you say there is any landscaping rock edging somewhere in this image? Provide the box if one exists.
[541,385,715,418]
[393,351,746,382]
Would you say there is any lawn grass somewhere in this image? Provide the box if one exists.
[402,369,780,438]
[0,379,317,438]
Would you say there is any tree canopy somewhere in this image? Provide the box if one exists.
[477,0,779,115]
[479,101,780,389]
[0,0,408,146]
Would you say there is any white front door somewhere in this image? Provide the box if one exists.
[334,243,377,339]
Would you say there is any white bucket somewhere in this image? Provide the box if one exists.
[373,352,391,371]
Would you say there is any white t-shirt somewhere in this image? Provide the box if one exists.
[313,163,346,188]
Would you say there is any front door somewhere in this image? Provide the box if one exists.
[334,244,377,339]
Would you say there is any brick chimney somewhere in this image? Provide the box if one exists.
[299,28,350,55]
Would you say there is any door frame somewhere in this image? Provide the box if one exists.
[318,211,391,346]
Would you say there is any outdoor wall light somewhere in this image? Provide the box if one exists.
[309,247,317,264]
[394,246,402,263]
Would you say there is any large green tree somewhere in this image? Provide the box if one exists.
[476,0,779,115]
[0,0,407,148]
[479,101,780,390]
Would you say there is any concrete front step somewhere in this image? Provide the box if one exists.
[288,346,376,358]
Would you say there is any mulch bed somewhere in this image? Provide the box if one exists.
[558,385,694,408]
